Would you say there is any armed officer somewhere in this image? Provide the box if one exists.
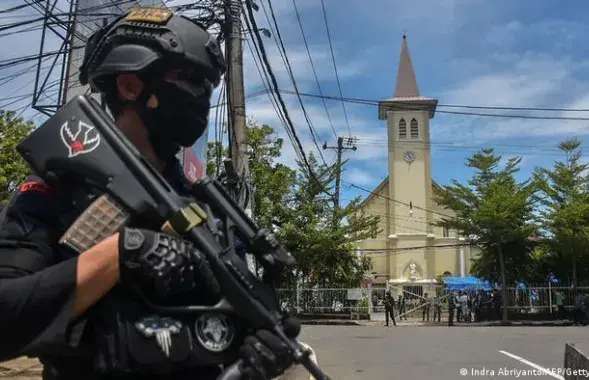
[0,7,299,380]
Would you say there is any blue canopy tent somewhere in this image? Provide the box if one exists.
[443,276,494,291]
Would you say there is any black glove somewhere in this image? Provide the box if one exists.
[118,228,220,299]
[239,316,302,380]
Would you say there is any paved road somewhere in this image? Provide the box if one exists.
[286,325,589,380]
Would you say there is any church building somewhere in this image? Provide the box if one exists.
[356,36,474,294]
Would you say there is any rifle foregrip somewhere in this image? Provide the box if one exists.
[59,194,130,253]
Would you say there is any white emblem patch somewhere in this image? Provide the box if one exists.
[135,316,183,358]
[59,120,101,158]
[195,314,235,352]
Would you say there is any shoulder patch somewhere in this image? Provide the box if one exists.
[18,181,52,198]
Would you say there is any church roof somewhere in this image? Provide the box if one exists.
[378,35,437,118]
[394,35,420,98]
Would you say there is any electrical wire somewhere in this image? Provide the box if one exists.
[319,0,351,136]
[242,20,302,165]
[344,180,454,219]
[0,2,39,14]
[263,0,327,165]
[351,139,572,157]
[319,243,471,256]
[279,90,589,121]
[245,0,332,195]
[242,2,305,166]
[291,0,337,140]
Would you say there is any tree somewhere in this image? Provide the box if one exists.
[206,141,227,177]
[246,122,296,231]
[434,149,538,322]
[277,153,380,287]
[534,139,589,288]
[206,121,295,230]
[0,110,34,204]
[206,121,380,287]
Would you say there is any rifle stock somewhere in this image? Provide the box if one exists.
[16,95,330,380]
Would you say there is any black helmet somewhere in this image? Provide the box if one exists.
[79,7,226,91]
[78,7,226,161]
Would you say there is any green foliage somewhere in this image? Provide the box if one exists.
[206,121,378,287]
[0,111,34,204]
[277,153,379,287]
[206,141,227,177]
[246,122,296,230]
[434,148,538,321]
[534,139,589,287]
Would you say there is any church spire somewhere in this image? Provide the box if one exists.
[393,35,420,98]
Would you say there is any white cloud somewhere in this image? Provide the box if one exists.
[444,53,570,107]
[242,42,370,95]
[434,49,589,143]
[345,167,379,187]
[486,19,589,51]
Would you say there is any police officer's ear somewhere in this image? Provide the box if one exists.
[115,74,158,108]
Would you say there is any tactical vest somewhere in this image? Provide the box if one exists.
[35,169,246,378]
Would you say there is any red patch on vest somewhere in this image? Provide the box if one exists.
[19,182,51,198]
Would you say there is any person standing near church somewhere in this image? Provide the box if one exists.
[384,290,397,326]
[448,293,455,326]
[398,295,407,320]
[555,290,565,319]
[422,292,431,321]
[433,295,442,322]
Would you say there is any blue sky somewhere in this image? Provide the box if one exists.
[2,0,589,206]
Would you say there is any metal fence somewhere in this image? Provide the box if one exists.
[277,284,589,316]
[277,286,372,315]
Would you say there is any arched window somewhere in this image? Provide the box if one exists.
[443,226,450,237]
[398,119,407,139]
[410,118,419,139]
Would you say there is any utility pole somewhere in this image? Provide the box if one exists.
[224,0,251,217]
[323,136,357,214]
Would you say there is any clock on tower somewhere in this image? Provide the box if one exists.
[404,151,416,163]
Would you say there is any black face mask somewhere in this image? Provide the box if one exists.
[134,79,212,161]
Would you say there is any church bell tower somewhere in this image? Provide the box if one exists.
[378,35,439,280]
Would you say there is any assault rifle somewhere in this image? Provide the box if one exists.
[17,95,330,380]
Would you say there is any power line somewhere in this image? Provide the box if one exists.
[290,0,337,140]
[429,103,589,113]
[319,0,350,136]
[244,0,331,194]
[282,90,589,113]
[344,180,454,219]
[432,109,589,121]
[0,2,38,14]
[279,90,589,121]
[343,243,472,258]
[262,0,327,165]
[352,139,572,157]
[354,138,565,152]
[241,8,305,165]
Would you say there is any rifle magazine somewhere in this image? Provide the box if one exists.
[59,194,130,253]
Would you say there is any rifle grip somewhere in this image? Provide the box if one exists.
[59,194,130,253]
